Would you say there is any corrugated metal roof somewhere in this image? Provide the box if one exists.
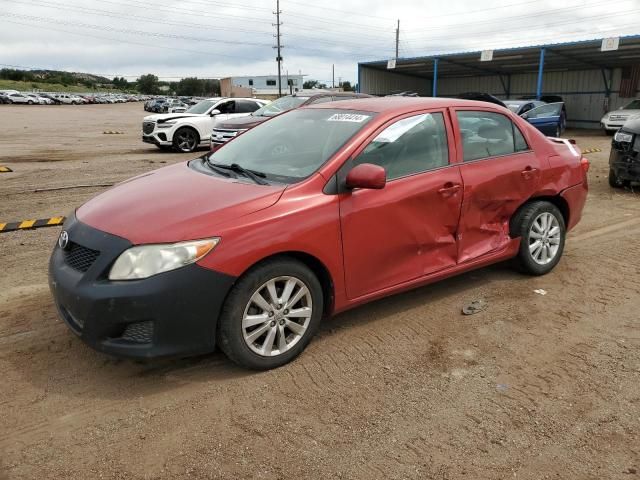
[360,34,640,78]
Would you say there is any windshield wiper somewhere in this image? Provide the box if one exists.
[204,158,236,178]
[209,162,269,185]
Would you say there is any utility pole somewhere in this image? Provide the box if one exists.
[273,0,283,96]
[395,19,400,60]
[332,64,335,89]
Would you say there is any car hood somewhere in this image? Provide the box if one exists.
[216,115,270,129]
[144,113,205,122]
[76,162,286,245]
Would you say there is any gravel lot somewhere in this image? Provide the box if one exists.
[0,103,638,480]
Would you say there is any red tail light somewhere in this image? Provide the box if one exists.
[580,157,590,173]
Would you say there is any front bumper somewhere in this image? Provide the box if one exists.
[142,133,172,146]
[609,142,640,182]
[48,214,236,359]
[601,121,625,131]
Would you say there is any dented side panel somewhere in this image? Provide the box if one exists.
[457,151,544,263]
[339,166,463,300]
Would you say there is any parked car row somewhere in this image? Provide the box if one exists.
[0,89,148,105]
[144,97,190,114]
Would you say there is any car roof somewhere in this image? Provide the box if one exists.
[305,96,508,114]
[504,99,532,104]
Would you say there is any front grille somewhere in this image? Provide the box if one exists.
[63,242,100,272]
[211,128,247,144]
[609,115,629,122]
[143,121,155,134]
[121,321,154,344]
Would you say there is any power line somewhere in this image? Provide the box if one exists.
[7,0,394,51]
[5,0,274,36]
[0,19,266,60]
[2,12,271,47]
[403,0,631,34]
[403,9,638,44]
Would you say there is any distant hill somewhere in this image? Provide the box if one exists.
[0,68,114,88]
[28,70,112,84]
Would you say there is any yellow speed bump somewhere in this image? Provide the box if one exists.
[581,147,603,154]
[0,216,65,233]
[0,166,13,172]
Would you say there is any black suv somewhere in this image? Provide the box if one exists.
[609,116,640,188]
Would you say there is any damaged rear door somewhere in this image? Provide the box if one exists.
[453,109,542,263]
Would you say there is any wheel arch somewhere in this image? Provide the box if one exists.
[510,195,570,238]
[172,124,201,145]
[232,251,336,317]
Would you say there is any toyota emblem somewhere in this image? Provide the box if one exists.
[58,231,69,249]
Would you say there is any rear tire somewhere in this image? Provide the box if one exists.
[217,257,323,370]
[511,201,566,276]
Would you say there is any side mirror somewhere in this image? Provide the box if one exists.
[520,112,529,119]
[210,109,221,116]
[346,163,386,190]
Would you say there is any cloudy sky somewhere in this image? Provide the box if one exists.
[1,0,639,84]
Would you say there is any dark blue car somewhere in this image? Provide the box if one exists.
[520,102,566,137]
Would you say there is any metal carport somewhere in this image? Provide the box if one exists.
[358,35,640,128]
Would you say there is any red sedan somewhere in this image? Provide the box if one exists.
[49,97,588,369]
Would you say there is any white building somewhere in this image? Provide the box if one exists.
[230,74,305,94]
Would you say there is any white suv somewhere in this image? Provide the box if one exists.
[601,99,640,134]
[142,97,268,152]
[54,94,84,105]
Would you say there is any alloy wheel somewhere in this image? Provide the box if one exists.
[528,212,561,265]
[242,276,312,357]
[176,130,197,152]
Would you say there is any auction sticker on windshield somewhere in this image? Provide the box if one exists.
[327,113,370,122]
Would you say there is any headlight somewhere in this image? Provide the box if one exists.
[109,238,220,280]
[157,121,177,129]
[614,130,633,143]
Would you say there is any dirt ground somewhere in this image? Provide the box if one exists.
[0,103,638,480]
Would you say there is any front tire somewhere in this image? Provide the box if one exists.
[511,201,566,276]
[173,127,199,153]
[609,168,626,189]
[218,257,324,370]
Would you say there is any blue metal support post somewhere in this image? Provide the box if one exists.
[432,58,438,97]
[536,48,545,100]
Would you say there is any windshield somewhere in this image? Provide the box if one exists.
[526,102,563,118]
[253,96,309,117]
[206,108,375,184]
[623,99,640,110]
[187,99,217,114]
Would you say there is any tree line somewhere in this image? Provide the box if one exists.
[2,68,354,95]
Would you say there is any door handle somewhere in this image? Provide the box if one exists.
[521,166,539,180]
[438,182,461,197]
